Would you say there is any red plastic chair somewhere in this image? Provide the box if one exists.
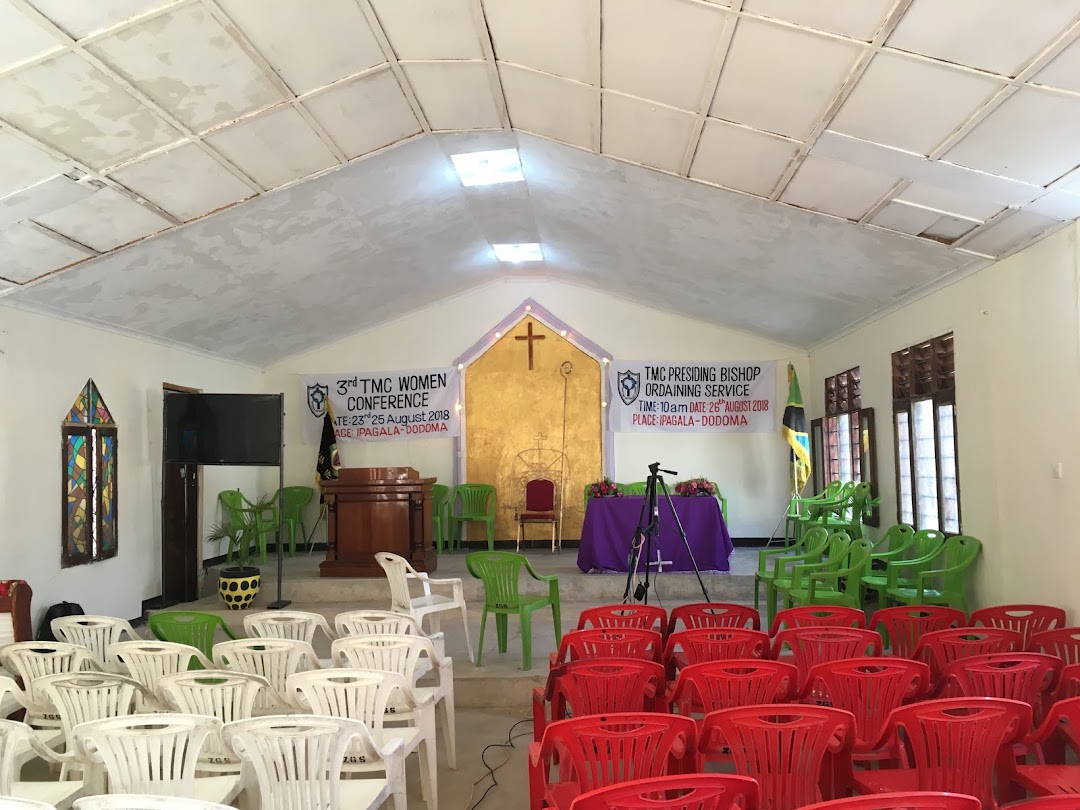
[1054,663,1080,701]
[800,793,980,810]
[1004,799,1080,809]
[769,605,866,636]
[852,697,1032,809]
[549,628,663,668]
[666,603,761,635]
[699,704,855,810]
[662,627,770,679]
[771,627,882,686]
[568,774,760,810]
[529,712,697,810]
[799,657,931,760]
[870,606,967,658]
[971,605,1066,649]
[669,659,798,718]
[998,696,1080,800]
[1030,628,1080,665]
[576,604,666,636]
[532,658,667,742]
[914,627,1024,680]
[937,653,1062,714]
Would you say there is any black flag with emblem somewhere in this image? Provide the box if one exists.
[315,400,340,502]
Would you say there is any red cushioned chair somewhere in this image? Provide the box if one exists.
[529,712,697,810]
[971,605,1067,650]
[549,628,663,668]
[568,774,760,810]
[577,604,666,636]
[853,697,1031,809]
[532,657,667,742]
[700,704,856,810]
[670,658,797,720]
[914,627,1024,681]
[771,626,882,687]
[999,696,1080,802]
[662,627,770,680]
[870,606,967,659]
[666,602,761,635]
[1030,628,1080,665]
[800,793,981,810]
[517,478,559,553]
[769,605,866,636]
[0,580,32,645]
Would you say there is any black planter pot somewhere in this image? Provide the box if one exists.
[217,565,261,610]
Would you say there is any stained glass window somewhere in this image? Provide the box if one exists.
[62,380,117,568]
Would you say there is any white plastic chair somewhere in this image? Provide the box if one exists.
[374,552,473,663]
[0,798,60,809]
[223,714,403,810]
[0,718,85,809]
[74,796,232,810]
[155,670,269,774]
[0,642,98,727]
[51,618,140,669]
[332,634,457,769]
[106,642,212,711]
[212,638,319,712]
[71,714,240,806]
[243,611,336,646]
[334,610,446,680]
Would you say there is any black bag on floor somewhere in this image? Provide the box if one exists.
[36,601,85,641]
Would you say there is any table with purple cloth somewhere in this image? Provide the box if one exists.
[577,495,733,573]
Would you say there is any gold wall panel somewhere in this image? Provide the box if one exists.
[465,316,601,542]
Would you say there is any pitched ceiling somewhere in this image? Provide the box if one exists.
[2,0,1079,364]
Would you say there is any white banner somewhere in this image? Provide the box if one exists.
[300,368,460,443]
[610,361,776,433]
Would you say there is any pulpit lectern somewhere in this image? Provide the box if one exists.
[319,467,437,577]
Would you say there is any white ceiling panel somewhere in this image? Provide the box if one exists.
[743,0,893,40]
[26,0,177,39]
[601,92,695,173]
[0,53,180,168]
[484,0,592,83]
[403,62,502,131]
[108,144,253,221]
[214,0,385,95]
[962,209,1062,256]
[302,71,421,159]
[710,19,863,139]
[0,175,95,229]
[886,0,1080,77]
[372,0,482,60]
[0,129,69,198]
[922,215,979,243]
[945,88,1080,186]
[1025,190,1080,220]
[898,182,1006,221]
[602,0,729,111]
[498,65,594,150]
[688,119,799,197]
[87,4,284,132]
[781,153,899,221]
[1033,36,1080,92]
[831,52,1005,155]
[870,201,945,236]
[203,107,338,190]
[0,1,61,70]
[0,222,93,283]
[34,186,172,251]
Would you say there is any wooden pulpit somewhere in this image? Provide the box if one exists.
[319,467,437,577]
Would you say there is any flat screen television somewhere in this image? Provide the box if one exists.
[163,393,282,465]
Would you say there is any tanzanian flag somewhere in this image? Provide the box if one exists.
[782,364,811,493]
[316,400,341,502]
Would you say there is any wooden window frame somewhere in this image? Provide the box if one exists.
[813,365,879,526]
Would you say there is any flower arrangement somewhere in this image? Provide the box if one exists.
[675,477,718,497]
[587,477,623,498]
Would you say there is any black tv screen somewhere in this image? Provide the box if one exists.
[164,393,282,465]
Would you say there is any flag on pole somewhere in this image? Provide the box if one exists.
[315,400,341,501]
[782,364,811,494]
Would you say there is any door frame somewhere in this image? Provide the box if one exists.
[160,383,201,605]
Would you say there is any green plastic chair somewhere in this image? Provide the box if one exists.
[148,610,240,663]
[860,526,940,610]
[623,481,649,496]
[773,531,853,617]
[715,492,729,526]
[450,484,497,550]
[823,481,873,540]
[885,535,982,613]
[431,484,451,553]
[583,483,592,515]
[783,481,842,543]
[791,481,855,541]
[754,526,829,614]
[786,537,873,611]
[274,486,313,556]
[465,551,561,671]
[218,490,276,564]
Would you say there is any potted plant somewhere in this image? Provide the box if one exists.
[207,494,273,610]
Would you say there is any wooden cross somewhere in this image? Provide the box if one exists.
[515,321,545,370]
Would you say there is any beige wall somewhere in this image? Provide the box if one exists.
[808,223,1080,613]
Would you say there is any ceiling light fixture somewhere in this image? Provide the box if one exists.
[493,243,543,263]
[451,149,523,186]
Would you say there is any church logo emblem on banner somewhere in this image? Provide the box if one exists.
[306,383,329,418]
[618,370,641,406]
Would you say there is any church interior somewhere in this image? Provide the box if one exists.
[3,1,1080,808]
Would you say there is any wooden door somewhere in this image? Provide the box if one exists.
[161,384,200,604]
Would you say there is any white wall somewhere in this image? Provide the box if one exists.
[808,223,1080,613]
[0,305,264,629]
[266,279,809,538]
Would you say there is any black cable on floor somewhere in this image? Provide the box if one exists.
[467,717,532,810]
